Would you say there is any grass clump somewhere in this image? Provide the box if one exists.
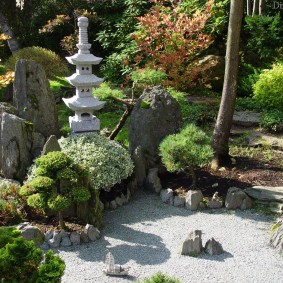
[139,272,181,283]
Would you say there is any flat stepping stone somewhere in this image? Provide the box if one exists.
[245,186,283,203]
[248,132,283,150]
[233,111,261,127]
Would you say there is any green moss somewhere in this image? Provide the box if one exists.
[140,100,151,109]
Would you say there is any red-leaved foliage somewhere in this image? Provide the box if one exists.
[133,0,214,90]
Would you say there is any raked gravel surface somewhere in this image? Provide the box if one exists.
[58,191,283,283]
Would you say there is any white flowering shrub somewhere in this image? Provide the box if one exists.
[59,133,134,192]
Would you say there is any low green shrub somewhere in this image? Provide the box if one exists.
[238,63,261,97]
[168,88,217,125]
[139,272,181,283]
[5,46,69,79]
[59,133,134,192]
[93,82,126,102]
[159,124,213,187]
[131,68,167,88]
[260,109,283,132]
[235,97,262,112]
[0,183,24,225]
[0,227,65,283]
[253,63,283,110]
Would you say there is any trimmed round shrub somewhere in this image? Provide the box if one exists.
[159,124,213,172]
[59,133,134,192]
[21,151,92,228]
[253,63,283,110]
[5,46,69,79]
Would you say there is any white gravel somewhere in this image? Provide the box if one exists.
[58,191,283,283]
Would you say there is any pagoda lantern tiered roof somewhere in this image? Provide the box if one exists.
[63,16,105,133]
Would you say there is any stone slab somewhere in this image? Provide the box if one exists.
[245,186,283,203]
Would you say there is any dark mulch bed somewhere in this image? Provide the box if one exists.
[161,151,283,198]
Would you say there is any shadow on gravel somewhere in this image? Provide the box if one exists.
[198,251,234,262]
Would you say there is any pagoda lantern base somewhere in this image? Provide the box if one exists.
[69,115,100,133]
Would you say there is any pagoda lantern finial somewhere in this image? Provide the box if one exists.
[63,16,105,134]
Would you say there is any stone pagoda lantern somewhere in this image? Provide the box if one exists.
[63,16,105,133]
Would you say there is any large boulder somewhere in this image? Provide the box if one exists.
[13,60,60,138]
[225,187,253,210]
[129,86,182,186]
[0,113,33,181]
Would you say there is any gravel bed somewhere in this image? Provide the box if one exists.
[58,191,283,283]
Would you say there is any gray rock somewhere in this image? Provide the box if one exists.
[0,102,17,117]
[13,60,60,138]
[207,199,223,209]
[0,113,33,181]
[61,235,72,247]
[48,230,61,248]
[205,238,224,255]
[180,230,202,256]
[207,192,223,209]
[173,195,186,207]
[45,230,53,242]
[269,202,283,214]
[120,193,128,204]
[233,111,261,127]
[132,146,147,187]
[129,86,182,186]
[145,168,162,193]
[110,200,117,210]
[225,187,253,210]
[245,186,283,203]
[185,190,204,211]
[80,231,89,243]
[32,131,46,158]
[126,188,131,202]
[41,135,61,156]
[104,202,110,210]
[99,201,105,211]
[19,224,44,246]
[115,196,124,207]
[85,224,100,241]
[59,230,69,238]
[40,241,50,250]
[160,188,174,205]
[270,224,283,254]
[70,231,80,245]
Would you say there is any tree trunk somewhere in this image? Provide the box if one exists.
[211,0,244,169]
[247,0,252,16]
[252,0,259,16]
[58,211,66,229]
[259,0,265,15]
[0,11,20,54]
